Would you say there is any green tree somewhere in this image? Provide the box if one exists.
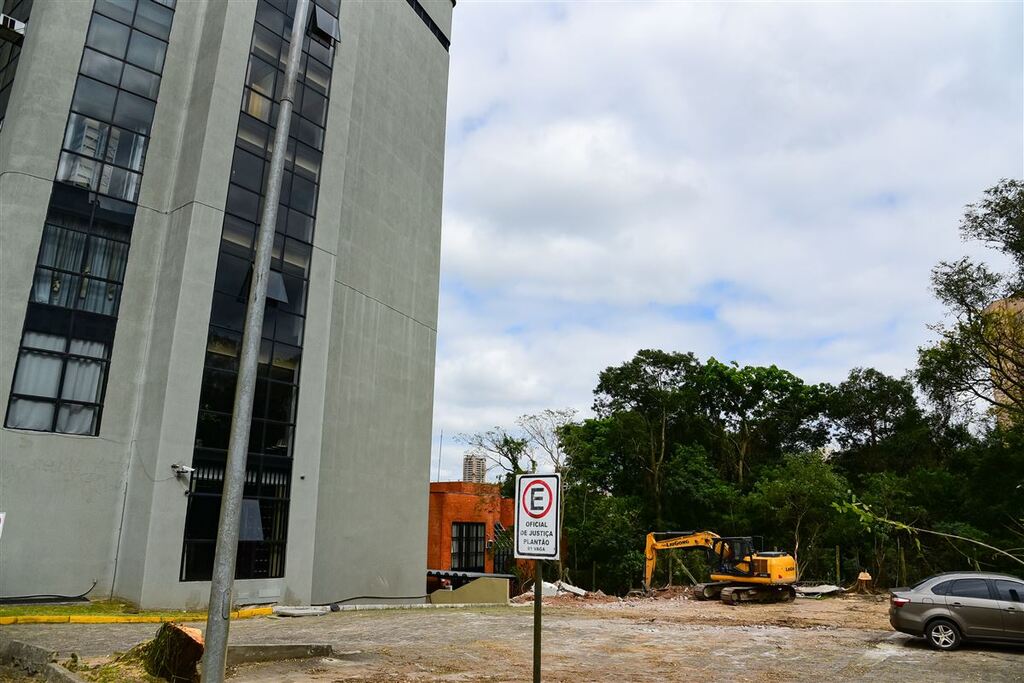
[746,452,847,576]
[917,179,1024,423]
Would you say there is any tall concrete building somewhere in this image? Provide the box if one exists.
[462,452,485,483]
[0,0,451,608]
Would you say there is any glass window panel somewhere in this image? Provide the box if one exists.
[210,291,246,331]
[222,215,256,257]
[64,114,110,160]
[310,5,341,43]
[184,496,221,540]
[120,64,161,99]
[103,125,147,171]
[257,338,272,377]
[226,183,260,222]
[214,252,251,297]
[6,398,55,431]
[60,356,105,402]
[255,2,285,34]
[80,48,123,87]
[294,115,323,149]
[12,349,63,397]
[299,87,326,127]
[56,153,101,191]
[274,311,303,346]
[154,0,175,8]
[292,141,321,182]
[246,56,276,98]
[78,277,122,316]
[289,175,316,215]
[231,147,264,192]
[279,273,305,315]
[252,24,281,65]
[199,368,236,414]
[282,238,311,277]
[84,235,129,282]
[949,579,992,600]
[237,114,270,157]
[995,580,1024,602]
[242,88,272,123]
[126,30,166,72]
[38,224,87,273]
[70,314,118,347]
[91,195,137,235]
[206,329,241,370]
[70,77,118,122]
[134,0,173,41]
[56,404,98,434]
[266,382,295,422]
[307,34,332,67]
[99,164,141,202]
[112,90,156,135]
[271,343,300,383]
[252,378,269,420]
[86,14,130,59]
[23,331,67,353]
[95,0,136,25]
[68,338,109,359]
[266,270,289,304]
[286,209,313,242]
[262,422,293,457]
[195,410,231,449]
[31,268,79,308]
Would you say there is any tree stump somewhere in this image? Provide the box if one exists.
[144,622,204,683]
[855,570,874,594]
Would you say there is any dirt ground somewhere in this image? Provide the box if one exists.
[4,596,1021,682]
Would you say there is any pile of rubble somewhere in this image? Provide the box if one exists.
[511,581,618,604]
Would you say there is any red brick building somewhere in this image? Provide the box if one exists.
[427,482,515,575]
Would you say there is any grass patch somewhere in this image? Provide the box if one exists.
[0,600,205,621]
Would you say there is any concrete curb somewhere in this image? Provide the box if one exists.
[0,606,273,625]
[330,601,510,611]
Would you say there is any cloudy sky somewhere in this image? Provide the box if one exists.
[428,0,1023,480]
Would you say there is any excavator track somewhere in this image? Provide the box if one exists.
[720,584,796,605]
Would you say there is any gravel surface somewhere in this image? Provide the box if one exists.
[3,598,1021,681]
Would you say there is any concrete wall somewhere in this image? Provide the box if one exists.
[310,0,450,604]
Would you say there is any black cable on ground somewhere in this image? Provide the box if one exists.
[0,580,97,605]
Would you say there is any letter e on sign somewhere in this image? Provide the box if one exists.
[514,474,561,560]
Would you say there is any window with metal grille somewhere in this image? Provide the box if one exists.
[451,522,485,572]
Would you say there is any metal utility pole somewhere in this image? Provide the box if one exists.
[201,0,310,679]
[533,560,542,683]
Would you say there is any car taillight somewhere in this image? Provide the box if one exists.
[891,596,910,607]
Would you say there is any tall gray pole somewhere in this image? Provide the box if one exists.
[201,1,310,679]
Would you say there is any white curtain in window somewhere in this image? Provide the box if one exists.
[56,404,97,434]
[33,226,88,309]
[7,398,55,430]
[86,235,128,282]
[61,356,104,403]
[79,278,119,315]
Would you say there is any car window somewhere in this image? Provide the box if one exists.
[931,580,954,595]
[948,578,992,600]
[912,574,940,590]
[995,580,1024,603]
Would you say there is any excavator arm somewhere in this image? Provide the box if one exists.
[643,531,721,590]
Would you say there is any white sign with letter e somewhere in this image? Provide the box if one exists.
[514,473,561,560]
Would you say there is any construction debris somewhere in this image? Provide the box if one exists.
[272,606,331,617]
[795,584,845,598]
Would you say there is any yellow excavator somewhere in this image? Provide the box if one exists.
[644,531,797,604]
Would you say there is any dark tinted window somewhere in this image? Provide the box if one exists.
[930,580,953,595]
[80,49,123,86]
[126,30,166,72]
[948,578,993,600]
[86,14,130,59]
[134,0,174,40]
[995,580,1024,603]
[71,77,118,121]
[120,64,161,99]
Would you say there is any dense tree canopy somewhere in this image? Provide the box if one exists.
[465,180,1024,592]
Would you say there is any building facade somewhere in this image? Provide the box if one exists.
[461,452,485,483]
[0,0,452,608]
[426,482,514,577]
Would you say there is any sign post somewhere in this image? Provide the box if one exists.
[514,473,561,683]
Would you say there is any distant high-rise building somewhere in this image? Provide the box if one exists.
[463,453,486,483]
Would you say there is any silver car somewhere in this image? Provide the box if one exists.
[889,571,1024,650]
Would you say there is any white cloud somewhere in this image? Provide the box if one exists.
[428,0,1024,479]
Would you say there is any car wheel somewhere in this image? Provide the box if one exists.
[926,619,961,651]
